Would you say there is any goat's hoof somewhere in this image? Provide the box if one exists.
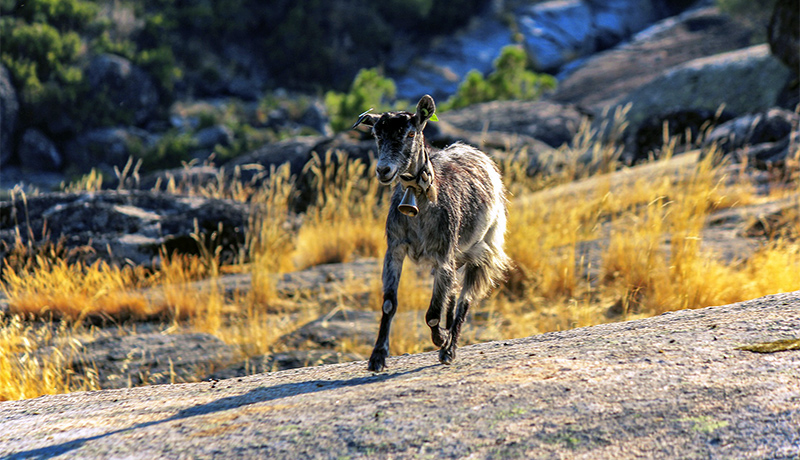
[431,327,450,348]
[368,350,388,372]
[439,346,456,365]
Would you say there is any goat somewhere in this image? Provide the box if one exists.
[352,95,510,372]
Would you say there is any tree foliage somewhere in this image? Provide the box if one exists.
[0,0,180,136]
[324,68,400,132]
[442,46,557,111]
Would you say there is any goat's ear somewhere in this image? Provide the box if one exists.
[415,95,436,129]
[351,109,380,129]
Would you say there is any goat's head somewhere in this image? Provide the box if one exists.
[352,95,436,185]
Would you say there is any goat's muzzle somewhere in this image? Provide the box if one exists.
[398,188,419,217]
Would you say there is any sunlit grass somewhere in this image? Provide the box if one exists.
[293,151,386,269]
[3,114,800,400]
[2,256,153,323]
[0,314,100,401]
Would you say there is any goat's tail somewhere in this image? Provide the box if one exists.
[462,215,511,302]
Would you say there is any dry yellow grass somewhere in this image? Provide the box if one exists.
[293,151,386,269]
[3,119,799,400]
[0,314,100,401]
[2,256,153,322]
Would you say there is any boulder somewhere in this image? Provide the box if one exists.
[193,124,234,150]
[391,15,514,101]
[300,100,333,137]
[702,108,800,169]
[425,118,556,157]
[18,129,62,171]
[0,166,65,194]
[611,44,793,159]
[517,0,596,72]
[0,191,248,267]
[705,109,798,155]
[767,0,799,109]
[631,108,736,162]
[0,63,18,166]
[551,7,756,113]
[441,100,586,148]
[85,54,160,126]
[227,136,328,182]
[225,134,379,210]
[616,45,792,129]
[587,0,689,50]
[63,127,157,174]
[517,0,694,73]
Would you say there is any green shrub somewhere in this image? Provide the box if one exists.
[442,46,557,111]
[325,68,401,132]
[140,132,198,172]
[0,0,180,136]
[7,0,97,31]
[0,17,87,129]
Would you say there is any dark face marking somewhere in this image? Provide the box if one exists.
[373,112,417,184]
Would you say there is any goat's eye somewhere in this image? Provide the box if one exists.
[407,131,416,138]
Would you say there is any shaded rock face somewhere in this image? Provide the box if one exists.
[768,0,799,76]
[193,124,234,151]
[300,100,334,137]
[227,136,329,182]
[280,309,378,350]
[552,7,756,113]
[225,134,379,211]
[0,191,248,267]
[210,350,363,378]
[391,0,695,100]
[86,54,160,126]
[392,15,514,101]
[63,127,157,175]
[442,100,585,148]
[618,45,792,130]
[138,165,223,192]
[60,331,236,389]
[631,109,736,162]
[18,129,62,171]
[0,63,18,167]
[702,109,800,169]
[613,44,793,160]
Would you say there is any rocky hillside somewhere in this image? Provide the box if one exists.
[2,17,797,269]
[1,291,798,459]
[3,0,796,188]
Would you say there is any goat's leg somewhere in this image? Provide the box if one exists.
[426,264,455,349]
[440,262,488,364]
[368,248,404,372]
[444,291,457,330]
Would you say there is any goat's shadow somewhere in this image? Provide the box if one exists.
[5,366,433,460]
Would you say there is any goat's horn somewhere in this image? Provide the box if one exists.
[398,188,419,217]
[351,108,375,129]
